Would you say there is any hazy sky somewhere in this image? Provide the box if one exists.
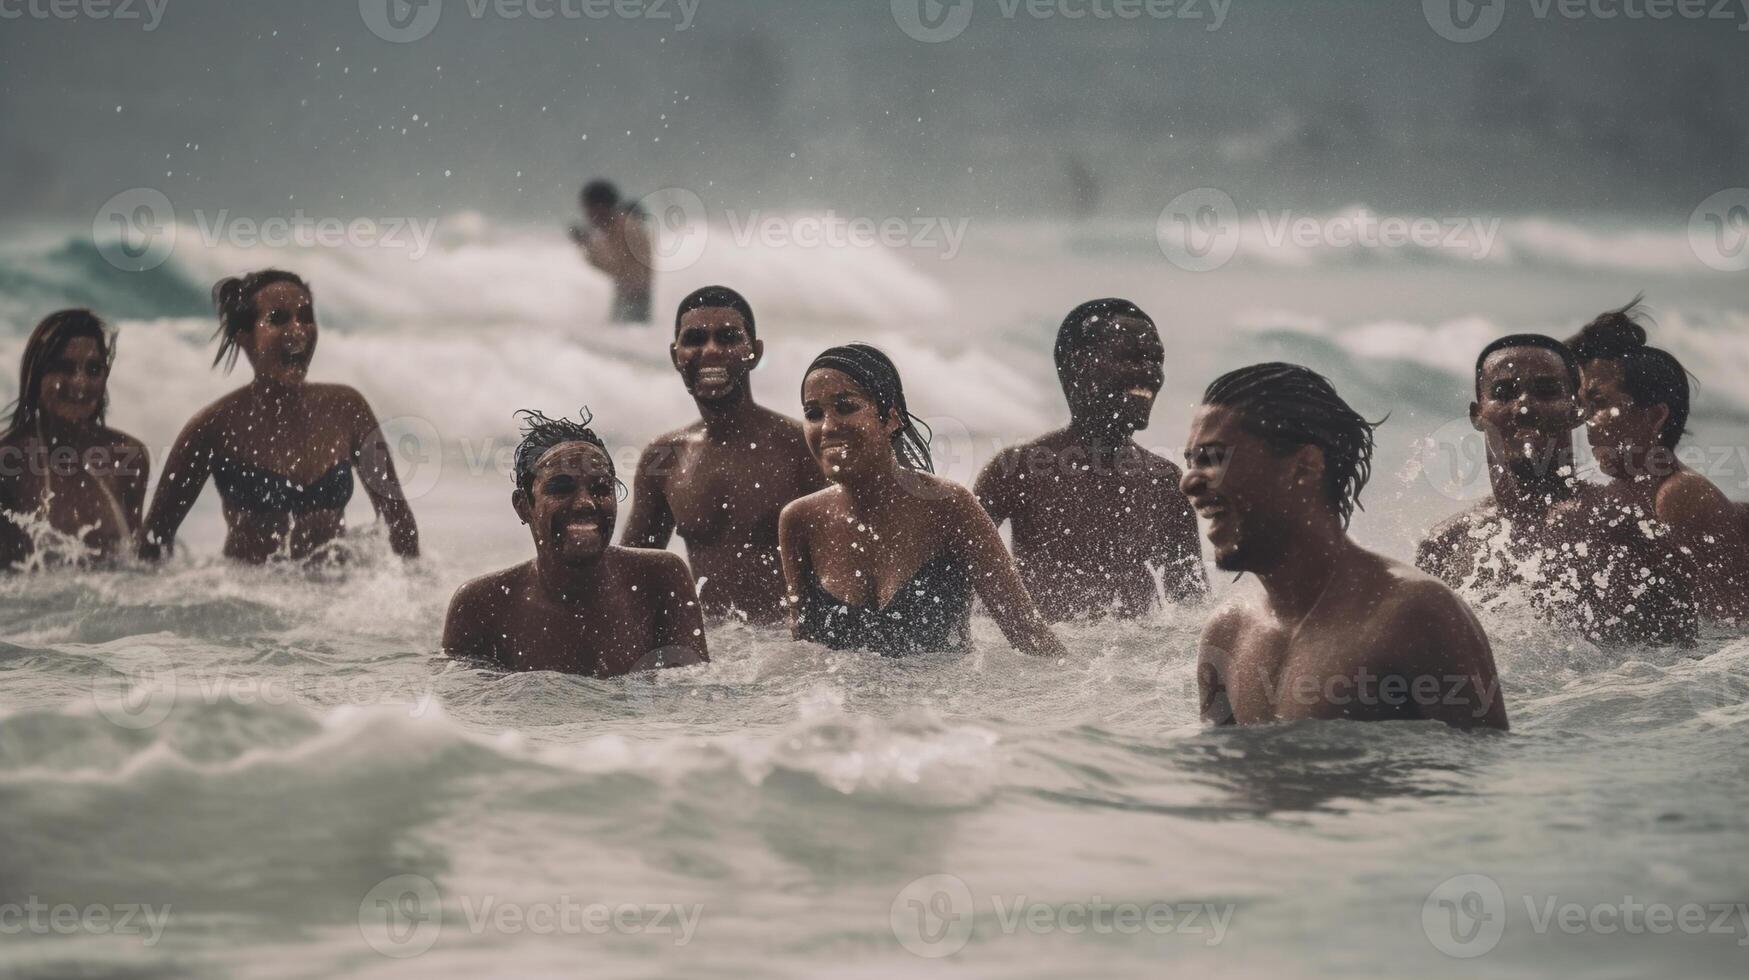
[4,0,1746,225]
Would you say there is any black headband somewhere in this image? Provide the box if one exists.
[804,344,934,473]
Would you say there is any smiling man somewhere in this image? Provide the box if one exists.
[975,299,1205,620]
[1415,334,1696,645]
[620,286,827,624]
[1183,363,1507,730]
[441,410,707,676]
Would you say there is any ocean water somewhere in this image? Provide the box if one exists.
[2,213,1748,978]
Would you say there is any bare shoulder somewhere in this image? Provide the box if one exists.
[1374,553,1479,634]
[1198,601,1250,663]
[448,564,528,624]
[614,544,691,581]
[1658,470,1735,526]
[1133,442,1185,481]
[782,484,838,523]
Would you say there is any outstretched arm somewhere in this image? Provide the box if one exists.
[621,440,677,549]
[652,553,710,666]
[140,412,215,560]
[777,500,812,640]
[972,452,1015,526]
[347,389,420,559]
[950,486,1066,659]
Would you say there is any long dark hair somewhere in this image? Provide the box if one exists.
[803,343,934,473]
[211,269,311,373]
[6,309,114,433]
[1566,295,1692,450]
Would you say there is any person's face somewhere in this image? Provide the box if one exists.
[514,442,619,566]
[1470,346,1580,479]
[37,335,108,427]
[1580,358,1668,481]
[1062,315,1165,433]
[801,368,899,485]
[672,307,761,404]
[1181,405,1319,573]
[241,281,317,385]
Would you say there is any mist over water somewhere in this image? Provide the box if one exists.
[5,2,1749,978]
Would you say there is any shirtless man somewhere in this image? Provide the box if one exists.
[620,286,826,624]
[569,180,654,324]
[0,310,148,568]
[975,299,1205,619]
[1184,363,1507,730]
[442,411,708,676]
[1416,335,1696,645]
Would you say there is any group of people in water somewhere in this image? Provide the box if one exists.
[5,270,1747,734]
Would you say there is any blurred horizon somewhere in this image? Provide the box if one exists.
[4,0,1748,229]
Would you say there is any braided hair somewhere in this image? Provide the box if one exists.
[803,343,934,473]
[1202,362,1380,529]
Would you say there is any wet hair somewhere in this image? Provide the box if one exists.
[511,408,618,497]
[803,344,934,473]
[675,285,757,340]
[1566,295,1691,449]
[211,269,311,373]
[1473,334,1580,399]
[1202,362,1380,529]
[581,180,620,209]
[6,308,115,432]
[1054,298,1154,382]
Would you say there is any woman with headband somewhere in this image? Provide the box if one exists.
[778,343,1067,657]
[0,309,149,568]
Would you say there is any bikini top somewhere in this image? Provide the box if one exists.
[797,551,973,656]
[212,456,353,514]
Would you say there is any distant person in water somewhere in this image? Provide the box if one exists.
[569,179,653,324]
[621,286,827,623]
[1416,334,1695,644]
[442,410,708,675]
[975,299,1205,620]
[779,344,1067,658]
[0,310,149,568]
[142,270,419,563]
[1567,297,1749,621]
[1185,363,1507,730]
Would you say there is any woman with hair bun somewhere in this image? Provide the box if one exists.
[778,343,1065,657]
[142,269,419,563]
[1568,296,1748,620]
[0,309,149,568]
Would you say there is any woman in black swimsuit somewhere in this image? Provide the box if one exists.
[778,344,1065,657]
[142,269,419,563]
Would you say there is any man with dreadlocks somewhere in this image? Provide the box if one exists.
[974,299,1205,620]
[1182,363,1508,730]
[441,410,709,676]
